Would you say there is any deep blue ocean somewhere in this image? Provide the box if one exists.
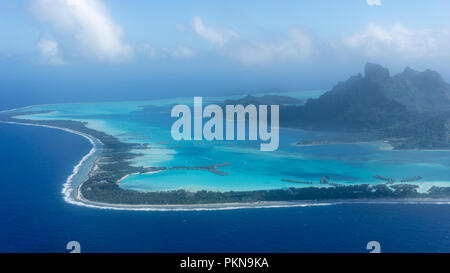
[1,122,450,253]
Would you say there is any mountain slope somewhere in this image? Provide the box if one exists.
[281,63,450,149]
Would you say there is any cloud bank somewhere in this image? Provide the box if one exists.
[32,0,133,62]
[343,23,450,59]
[28,3,450,66]
[192,16,314,65]
[190,18,450,64]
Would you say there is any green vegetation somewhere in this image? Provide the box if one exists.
[82,183,450,205]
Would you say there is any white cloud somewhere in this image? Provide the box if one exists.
[343,23,450,58]
[191,17,314,65]
[366,0,381,6]
[193,16,237,46]
[32,0,133,62]
[38,39,64,64]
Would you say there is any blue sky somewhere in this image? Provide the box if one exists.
[1,0,450,108]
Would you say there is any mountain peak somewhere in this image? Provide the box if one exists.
[403,66,418,75]
[423,69,443,80]
[400,67,443,81]
[364,63,390,82]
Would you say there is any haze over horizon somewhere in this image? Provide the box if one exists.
[2,0,450,109]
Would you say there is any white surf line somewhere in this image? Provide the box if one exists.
[71,195,337,211]
[0,120,103,207]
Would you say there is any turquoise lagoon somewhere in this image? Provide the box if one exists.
[12,91,450,194]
